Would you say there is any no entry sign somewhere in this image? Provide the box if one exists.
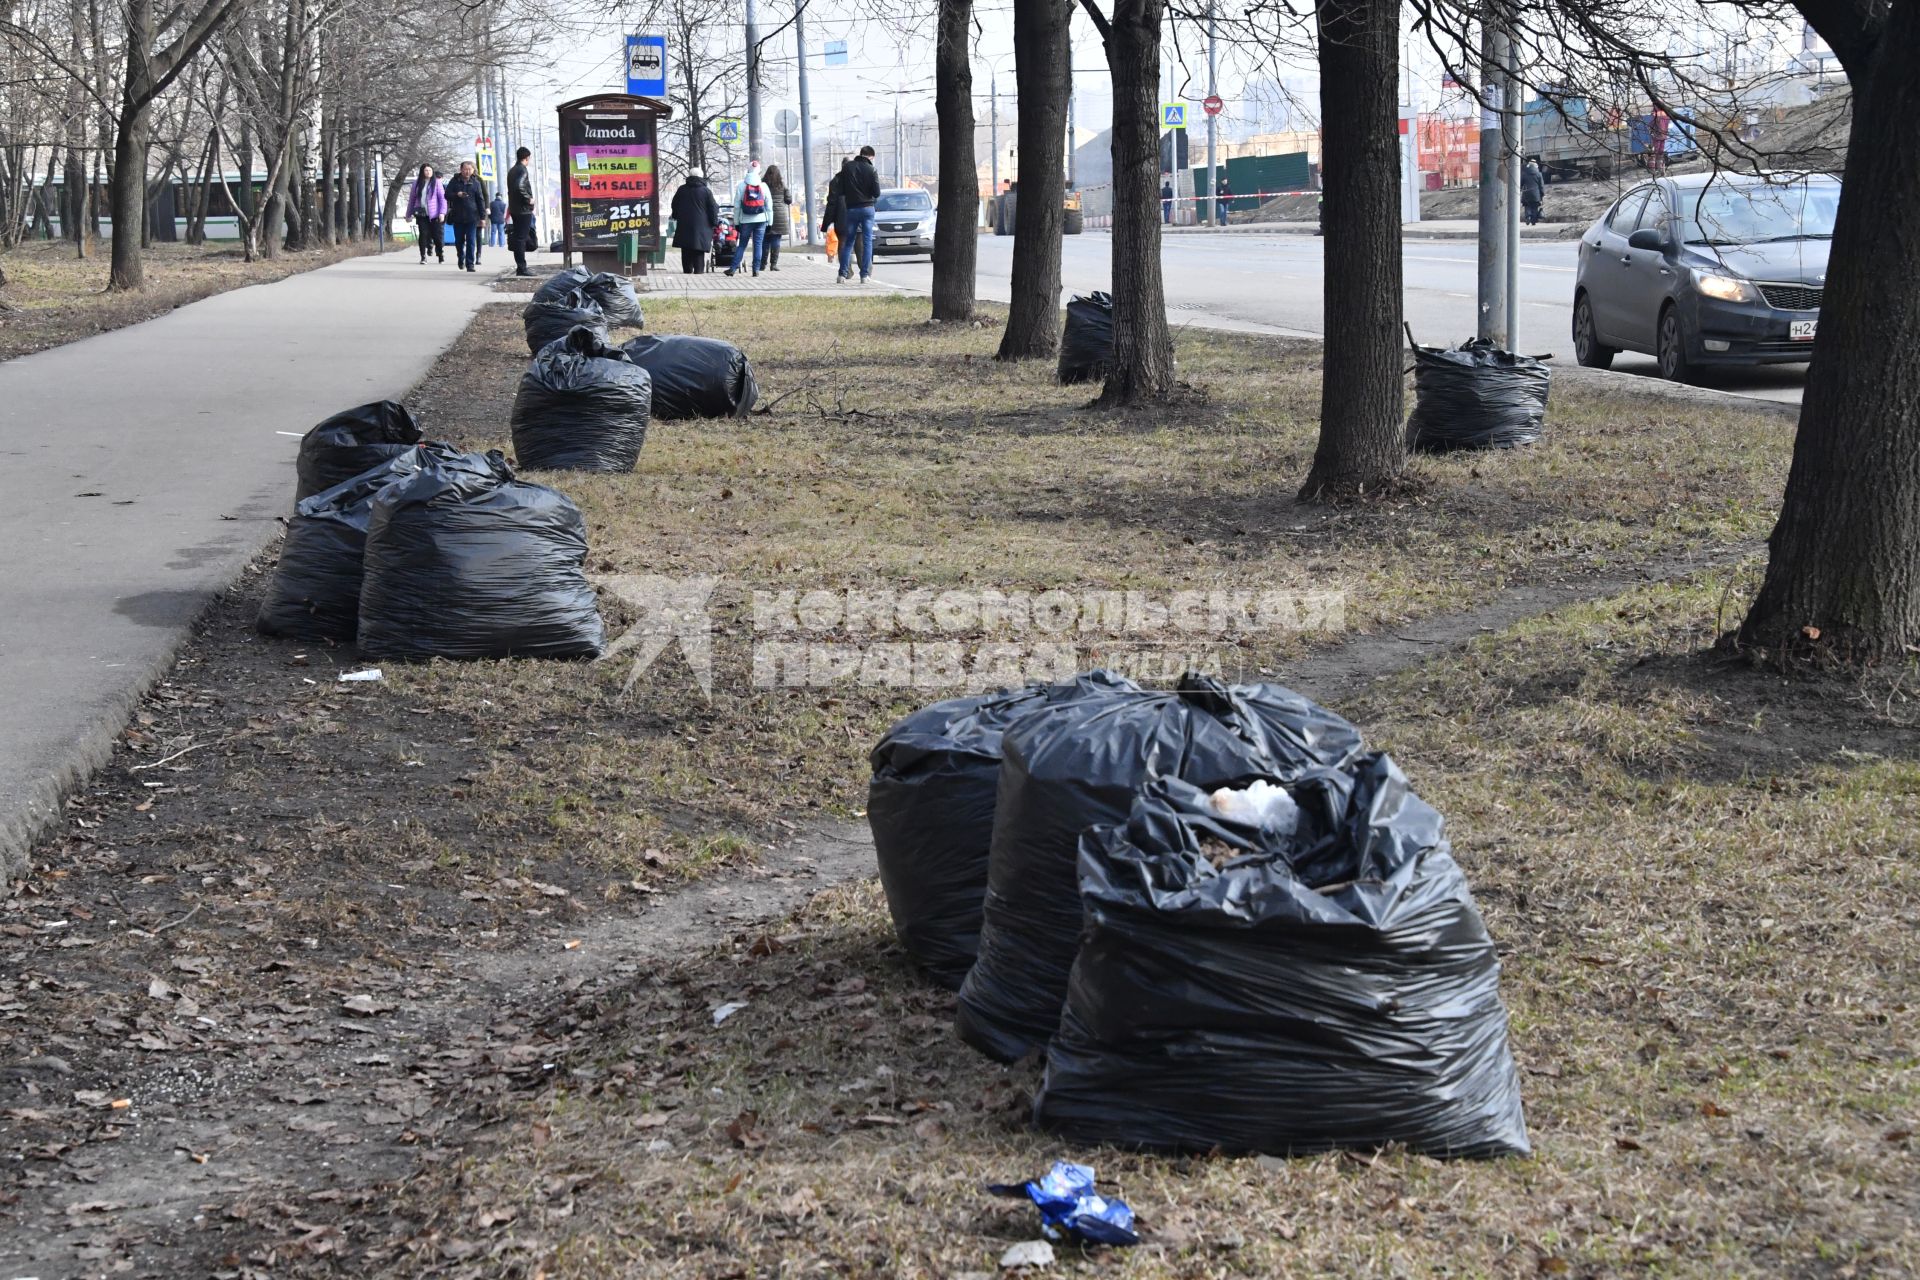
[1202,95,1225,117]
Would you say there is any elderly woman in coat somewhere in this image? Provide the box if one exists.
[669,168,722,274]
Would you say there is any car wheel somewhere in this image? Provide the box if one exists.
[1572,294,1615,370]
[1657,304,1696,384]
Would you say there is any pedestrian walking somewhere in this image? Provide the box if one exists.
[822,161,848,261]
[443,160,487,272]
[761,163,792,271]
[406,164,446,264]
[1521,159,1545,226]
[837,146,881,284]
[728,161,772,277]
[1216,175,1233,222]
[1161,178,1174,225]
[669,168,721,274]
[507,146,536,277]
[488,190,507,249]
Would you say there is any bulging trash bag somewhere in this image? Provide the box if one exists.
[868,672,1140,990]
[620,335,759,419]
[1405,338,1550,452]
[954,673,1366,1062]
[532,266,643,327]
[358,449,606,660]
[1057,293,1114,386]
[295,401,422,501]
[1033,765,1530,1159]
[524,288,608,355]
[510,326,652,472]
[258,446,446,641]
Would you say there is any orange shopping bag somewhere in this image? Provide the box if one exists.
[825,225,839,262]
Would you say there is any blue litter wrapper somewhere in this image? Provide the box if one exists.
[986,1161,1139,1246]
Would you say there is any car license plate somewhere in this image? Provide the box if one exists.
[885,236,912,245]
[1790,319,1818,341]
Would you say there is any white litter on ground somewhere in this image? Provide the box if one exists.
[1208,779,1301,835]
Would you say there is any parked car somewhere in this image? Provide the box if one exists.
[873,188,936,257]
[1572,171,1839,382]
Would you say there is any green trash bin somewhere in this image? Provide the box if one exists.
[616,230,641,268]
[650,224,669,267]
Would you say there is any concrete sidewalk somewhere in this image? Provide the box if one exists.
[1158,219,1583,241]
[0,249,498,882]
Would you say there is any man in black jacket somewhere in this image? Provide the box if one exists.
[443,161,488,271]
[836,145,881,284]
[507,147,536,275]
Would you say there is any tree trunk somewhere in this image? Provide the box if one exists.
[931,0,978,321]
[236,119,255,219]
[996,0,1073,361]
[1739,13,1920,663]
[1298,0,1405,500]
[109,95,152,289]
[1095,0,1175,405]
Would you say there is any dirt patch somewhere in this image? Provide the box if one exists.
[0,239,377,363]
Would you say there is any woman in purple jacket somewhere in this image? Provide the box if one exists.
[406,164,447,264]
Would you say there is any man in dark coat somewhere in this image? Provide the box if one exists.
[506,146,536,276]
[1521,159,1545,226]
[442,161,488,272]
[669,169,721,274]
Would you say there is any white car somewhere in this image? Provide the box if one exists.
[873,188,936,257]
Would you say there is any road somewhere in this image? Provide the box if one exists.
[877,231,1808,405]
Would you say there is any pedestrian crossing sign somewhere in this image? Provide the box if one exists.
[716,118,742,143]
[1162,102,1187,130]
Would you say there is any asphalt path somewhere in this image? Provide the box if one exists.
[874,230,1808,406]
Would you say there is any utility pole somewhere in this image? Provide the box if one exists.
[990,69,999,196]
[1067,52,1077,191]
[894,92,902,185]
[796,0,816,242]
[1206,0,1217,226]
[1475,3,1511,345]
[745,0,762,161]
[1503,36,1521,347]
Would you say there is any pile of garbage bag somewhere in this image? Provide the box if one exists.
[620,334,758,419]
[533,266,644,327]
[357,448,605,660]
[1057,293,1114,386]
[294,401,422,500]
[953,673,1365,1062]
[259,447,442,641]
[867,673,1138,989]
[510,326,652,472]
[1031,764,1531,1158]
[1405,338,1550,452]
[523,288,609,355]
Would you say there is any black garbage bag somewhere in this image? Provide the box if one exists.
[510,326,652,472]
[1057,292,1114,386]
[532,266,643,327]
[1032,764,1530,1159]
[258,446,447,641]
[523,288,608,355]
[620,335,759,419]
[954,673,1367,1062]
[868,672,1140,990]
[1405,339,1550,452]
[294,401,422,501]
[357,449,606,660]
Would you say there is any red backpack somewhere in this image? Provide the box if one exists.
[740,182,767,216]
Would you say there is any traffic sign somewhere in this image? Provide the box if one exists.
[1202,94,1224,117]
[772,108,800,145]
[824,39,848,66]
[715,117,742,144]
[626,34,667,97]
[1161,102,1187,130]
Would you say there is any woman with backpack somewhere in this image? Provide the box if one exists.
[406,164,447,264]
[727,162,772,277]
[760,164,794,272]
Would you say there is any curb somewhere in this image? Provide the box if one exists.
[1153,222,1584,241]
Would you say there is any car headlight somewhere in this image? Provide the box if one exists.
[1692,270,1754,303]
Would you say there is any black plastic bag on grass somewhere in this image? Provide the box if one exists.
[953,673,1366,1063]
[1032,765,1530,1159]
[258,446,447,641]
[1405,339,1550,452]
[532,266,643,327]
[1057,292,1114,386]
[620,334,759,419]
[523,288,609,355]
[510,326,652,472]
[357,449,605,660]
[868,672,1140,990]
[294,401,422,500]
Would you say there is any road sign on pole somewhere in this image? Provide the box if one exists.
[1202,94,1224,117]
[824,39,848,66]
[715,117,743,143]
[626,35,667,97]
[1161,102,1187,130]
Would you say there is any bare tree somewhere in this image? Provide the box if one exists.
[930,0,978,319]
[998,0,1074,360]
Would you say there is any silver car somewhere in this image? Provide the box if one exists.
[873,188,936,257]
